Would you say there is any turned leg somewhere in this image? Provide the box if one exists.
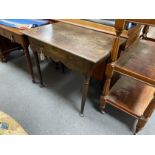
[133,116,149,135]
[23,45,35,83]
[134,93,155,134]
[33,51,44,87]
[80,75,90,117]
[99,64,114,114]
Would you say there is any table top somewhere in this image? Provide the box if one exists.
[22,22,123,63]
[0,24,23,35]
[53,19,128,38]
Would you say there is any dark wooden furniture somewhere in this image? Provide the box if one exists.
[0,24,35,82]
[99,19,155,134]
[53,19,142,48]
[22,22,125,116]
[51,19,142,80]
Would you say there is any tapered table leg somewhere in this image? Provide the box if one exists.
[33,51,44,87]
[23,45,35,83]
[80,75,90,117]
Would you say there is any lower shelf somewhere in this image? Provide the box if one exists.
[104,76,155,117]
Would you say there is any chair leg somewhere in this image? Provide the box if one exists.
[134,93,155,134]
[99,78,111,114]
[134,117,147,134]
[99,64,113,114]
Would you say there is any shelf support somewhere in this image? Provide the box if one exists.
[134,93,155,134]
[99,20,125,113]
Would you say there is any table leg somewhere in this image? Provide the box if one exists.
[0,52,7,62]
[80,75,90,117]
[33,51,44,87]
[23,45,35,83]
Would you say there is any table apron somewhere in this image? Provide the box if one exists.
[0,28,24,46]
[29,38,95,75]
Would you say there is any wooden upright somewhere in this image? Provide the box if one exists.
[99,19,155,134]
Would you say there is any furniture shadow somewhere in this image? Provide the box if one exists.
[8,54,135,130]
[6,49,38,73]
[6,50,25,64]
[104,105,135,131]
[88,79,135,131]
[36,61,84,113]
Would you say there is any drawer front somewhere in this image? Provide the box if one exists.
[0,28,23,45]
[29,38,94,75]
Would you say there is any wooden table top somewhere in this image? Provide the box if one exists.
[22,22,123,63]
[53,19,128,38]
[0,24,23,35]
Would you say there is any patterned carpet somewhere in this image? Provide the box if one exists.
[0,111,27,135]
